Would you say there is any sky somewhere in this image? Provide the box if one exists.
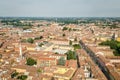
[0,0,120,17]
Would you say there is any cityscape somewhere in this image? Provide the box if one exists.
[0,0,120,80]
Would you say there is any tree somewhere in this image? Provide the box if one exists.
[74,37,77,41]
[62,33,66,37]
[66,50,76,60]
[35,36,43,40]
[26,57,37,66]
[27,38,34,43]
[69,28,72,31]
[38,43,44,47]
[10,59,15,65]
[58,57,65,66]
[0,54,2,59]
[73,44,81,50]
[110,24,118,29]
[21,39,27,43]
[11,71,19,78]
[37,68,42,77]
[40,36,43,39]
[22,26,31,30]
[55,52,59,54]
[17,75,27,80]
[73,29,77,31]
[99,40,120,56]
[69,40,72,45]
[62,27,68,31]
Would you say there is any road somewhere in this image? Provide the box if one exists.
[79,40,114,80]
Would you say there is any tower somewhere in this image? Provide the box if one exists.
[16,42,23,62]
[18,31,23,60]
[111,33,116,40]
[19,43,22,59]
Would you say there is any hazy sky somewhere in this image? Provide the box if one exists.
[0,0,120,17]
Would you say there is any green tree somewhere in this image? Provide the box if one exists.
[27,38,34,43]
[11,71,19,78]
[38,43,44,47]
[62,27,68,31]
[74,37,77,41]
[62,33,66,37]
[99,40,120,56]
[58,57,65,66]
[55,52,59,54]
[21,39,27,43]
[26,57,37,66]
[37,68,42,77]
[66,50,76,60]
[69,40,72,45]
[0,54,2,59]
[17,75,27,80]
[40,36,43,39]
[22,26,31,30]
[69,28,72,31]
[35,36,43,40]
[73,44,81,50]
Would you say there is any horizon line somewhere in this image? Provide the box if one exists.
[0,16,120,18]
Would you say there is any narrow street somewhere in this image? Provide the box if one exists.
[76,53,80,68]
[79,40,114,80]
